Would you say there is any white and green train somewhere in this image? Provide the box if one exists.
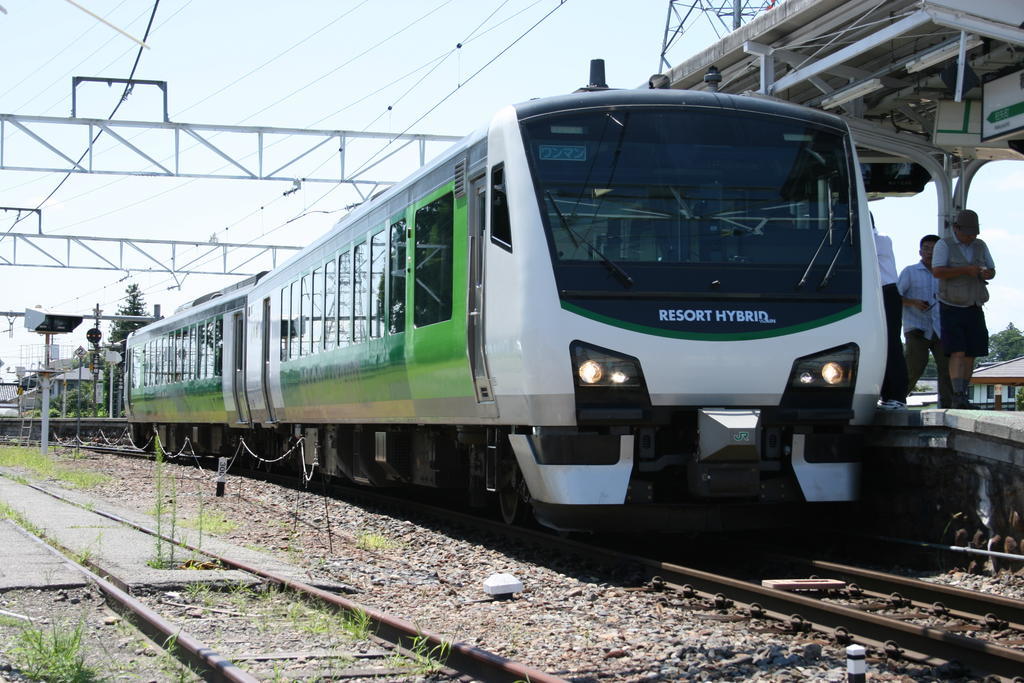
[125,86,885,532]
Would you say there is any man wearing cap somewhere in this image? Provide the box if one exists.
[931,209,995,409]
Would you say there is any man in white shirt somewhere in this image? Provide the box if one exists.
[874,219,908,410]
[898,234,952,408]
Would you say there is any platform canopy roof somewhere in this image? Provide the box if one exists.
[663,0,1024,165]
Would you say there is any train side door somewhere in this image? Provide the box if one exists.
[232,312,250,424]
[260,297,277,422]
[467,174,496,414]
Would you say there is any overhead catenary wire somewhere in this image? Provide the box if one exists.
[0,0,162,243]
[14,0,465,240]
[48,1,566,316]
[0,0,131,105]
[59,1,564,311]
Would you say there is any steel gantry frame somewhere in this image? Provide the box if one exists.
[660,0,776,72]
[0,77,462,276]
[0,229,300,277]
[0,112,461,188]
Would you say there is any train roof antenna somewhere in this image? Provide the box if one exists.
[575,59,610,93]
[589,59,607,89]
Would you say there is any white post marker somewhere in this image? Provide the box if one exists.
[215,457,228,497]
[483,573,523,600]
[846,644,866,682]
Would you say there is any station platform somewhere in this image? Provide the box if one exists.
[0,519,87,591]
[869,408,1024,469]
[862,408,1024,553]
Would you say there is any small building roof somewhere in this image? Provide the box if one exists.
[0,383,19,403]
[971,357,1024,385]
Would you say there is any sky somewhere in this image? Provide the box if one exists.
[0,0,1021,374]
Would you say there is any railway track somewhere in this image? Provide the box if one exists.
[208,452,1024,680]
[33,438,1024,680]
[241,467,1024,680]
[2,475,566,683]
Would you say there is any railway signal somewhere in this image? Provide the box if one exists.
[24,308,84,456]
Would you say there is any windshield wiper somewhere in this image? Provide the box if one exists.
[795,175,836,289]
[817,223,853,289]
[546,191,633,288]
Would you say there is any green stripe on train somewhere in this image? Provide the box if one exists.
[131,377,227,422]
[560,301,862,341]
[280,182,476,413]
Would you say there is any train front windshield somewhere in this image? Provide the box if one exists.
[520,107,860,300]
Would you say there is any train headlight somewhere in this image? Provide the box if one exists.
[578,360,603,384]
[787,344,858,390]
[570,341,651,423]
[821,362,844,385]
[570,342,644,389]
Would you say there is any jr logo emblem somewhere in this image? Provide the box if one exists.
[733,432,751,442]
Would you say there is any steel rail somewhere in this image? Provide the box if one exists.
[65,441,1024,678]
[621,553,1024,679]
[19,481,567,683]
[4,519,257,683]
[794,557,1024,628]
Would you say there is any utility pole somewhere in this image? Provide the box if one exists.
[90,304,102,416]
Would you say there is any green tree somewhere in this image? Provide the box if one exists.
[982,323,1024,363]
[104,283,150,417]
[108,283,149,344]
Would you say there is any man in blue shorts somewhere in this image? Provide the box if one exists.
[931,209,995,409]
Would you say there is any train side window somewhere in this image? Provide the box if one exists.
[182,328,189,382]
[190,325,198,380]
[388,217,407,334]
[178,329,186,382]
[338,251,352,346]
[190,326,197,380]
[354,241,368,342]
[161,335,168,385]
[324,258,337,350]
[171,330,180,383]
[197,323,205,379]
[214,317,223,377]
[279,288,288,361]
[290,281,300,359]
[204,319,213,378]
[183,327,190,381]
[370,230,386,338]
[490,164,512,252]
[169,331,176,383]
[300,273,312,356]
[311,266,323,353]
[181,329,188,382]
[414,192,454,327]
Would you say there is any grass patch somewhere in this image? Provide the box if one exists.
[0,446,111,489]
[9,618,100,682]
[179,509,238,535]
[356,532,397,551]
[389,634,450,675]
[0,501,45,537]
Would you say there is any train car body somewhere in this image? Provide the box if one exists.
[126,87,885,532]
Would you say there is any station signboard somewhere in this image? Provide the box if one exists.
[982,68,1024,142]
